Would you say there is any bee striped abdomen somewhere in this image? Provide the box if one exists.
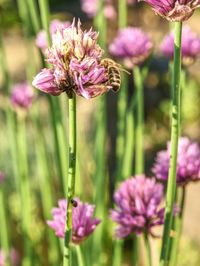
[108,66,121,92]
[101,58,122,93]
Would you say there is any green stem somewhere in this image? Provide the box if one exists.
[134,66,144,175]
[169,187,185,266]
[76,245,85,266]
[159,22,182,266]
[115,0,128,182]
[38,0,51,43]
[144,233,152,266]
[26,0,40,33]
[64,94,77,266]
[112,239,123,266]
[118,0,127,28]
[0,188,10,266]
[17,113,32,266]
[122,84,135,178]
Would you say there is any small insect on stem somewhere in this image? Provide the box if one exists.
[71,199,78,207]
[101,58,130,93]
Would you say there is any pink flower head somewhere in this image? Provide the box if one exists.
[80,0,116,20]
[161,26,200,65]
[0,249,19,266]
[0,172,6,184]
[36,19,70,52]
[152,137,200,185]
[47,198,100,244]
[140,0,200,21]
[11,83,34,110]
[0,250,5,266]
[33,19,119,99]
[110,176,165,238]
[109,27,153,69]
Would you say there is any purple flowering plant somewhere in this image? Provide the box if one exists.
[109,27,153,69]
[33,20,119,99]
[140,0,200,21]
[47,198,100,244]
[110,176,165,238]
[152,137,200,185]
[161,26,200,65]
[11,83,34,110]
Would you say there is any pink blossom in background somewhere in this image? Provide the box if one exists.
[110,176,165,238]
[11,83,34,110]
[160,26,200,65]
[35,19,70,52]
[140,0,200,21]
[33,20,118,99]
[0,249,19,266]
[47,198,100,244]
[80,0,116,20]
[152,137,200,185]
[109,27,153,68]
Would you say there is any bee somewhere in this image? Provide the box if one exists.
[101,58,129,92]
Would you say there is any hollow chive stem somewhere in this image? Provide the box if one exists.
[64,93,77,266]
[144,232,152,266]
[76,245,85,266]
[160,22,182,266]
[0,187,10,265]
[170,187,186,266]
[134,66,144,175]
[17,113,32,266]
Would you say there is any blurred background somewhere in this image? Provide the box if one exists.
[0,0,200,265]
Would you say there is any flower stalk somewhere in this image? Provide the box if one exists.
[170,187,186,266]
[64,93,77,266]
[160,21,182,266]
[134,66,144,175]
[144,232,152,266]
[0,186,10,265]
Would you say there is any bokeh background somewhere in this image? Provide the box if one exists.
[1,0,200,265]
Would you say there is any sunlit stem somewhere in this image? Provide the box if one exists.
[64,93,77,266]
[160,22,182,266]
[134,66,144,175]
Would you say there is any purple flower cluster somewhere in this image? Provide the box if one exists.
[109,27,153,69]
[80,0,116,20]
[11,83,34,110]
[152,137,200,185]
[140,0,200,21]
[47,198,100,244]
[0,172,5,184]
[161,26,200,65]
[36,19,70,52]
[110,176,164,238]
[33,20,116,99]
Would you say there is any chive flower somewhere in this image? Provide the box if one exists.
[33,20,118,99]
[109,27,153,69]
[140,0,200,21]
[36,19,70,52]
[161,26,200,65]
[11,83,34,110]
[47,198,100,244]
[110,176,165,238]
[152,137,200,186]
[80,0,116,20]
